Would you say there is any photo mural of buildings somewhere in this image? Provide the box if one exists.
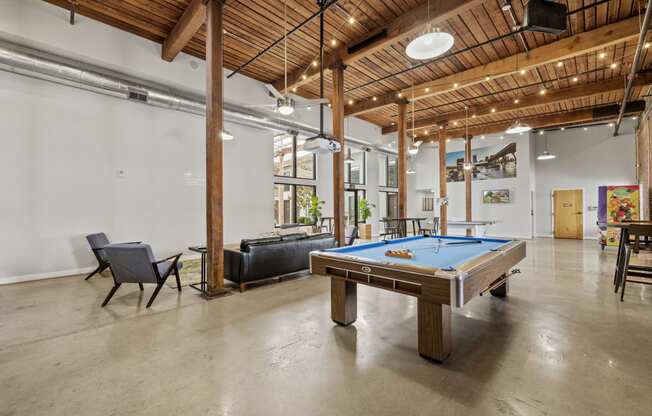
[446,142,517,182]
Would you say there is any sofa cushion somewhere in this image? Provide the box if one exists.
[306,232,334,240]
[240,236,282,252]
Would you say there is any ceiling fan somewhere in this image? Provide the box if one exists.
[246,0,328,116]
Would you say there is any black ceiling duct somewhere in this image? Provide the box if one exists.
[523,0,567,35]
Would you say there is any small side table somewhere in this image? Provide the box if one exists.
[188,246,207,294]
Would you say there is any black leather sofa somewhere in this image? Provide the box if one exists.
[224,232,336,291]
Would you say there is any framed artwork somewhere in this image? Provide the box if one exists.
[446,142,516,183]
[482,189,511,204]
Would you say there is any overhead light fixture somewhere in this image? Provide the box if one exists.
[221,130,234,141]
[344,149,355,164]
[331,39,337,46]
[506,120,532,134]
[480,135,486,140]
[453,83,459,88]
[414,140,423,147]
[560,127,565,131]
[348,17,355,24]
[537,150,556,160]
[406,166,416,174]
[405,25,454,60]
[277,96,295,115]
[583,127,588,131]
[514,99,519,104]
[538,130,544,135]
[572,77,578,82]
[646,42,651,49]
[463,162,472,171]
[599,52,606,59]
[610,63,618,69]
[540,89,546,95]
[408,146,419,155]
[520,69,526,75]
[556,62,563,67]
[537,134,556,160]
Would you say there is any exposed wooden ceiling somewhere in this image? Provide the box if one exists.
[44,0,651,135]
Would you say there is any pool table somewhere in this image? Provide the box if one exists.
[310,235,526,362]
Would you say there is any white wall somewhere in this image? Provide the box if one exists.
[407,134,534,239]
[533,121,637,238]
[0,0,383,281]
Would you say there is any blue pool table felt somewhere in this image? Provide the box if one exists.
[324,235,511,270]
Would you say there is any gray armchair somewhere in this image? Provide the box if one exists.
[84,233,140,280]
[102,244,182,308]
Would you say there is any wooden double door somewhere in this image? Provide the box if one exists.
[553,189,583,239]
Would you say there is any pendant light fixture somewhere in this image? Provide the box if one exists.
[344,148,355,164]
[537,134,556,160]
[408,78,419,156]
[278,1,295,116]
[406,157,416,174]
[506,119,532,134]
[405,0,454,60]
[221,130,234,141]
[463,106,472,170]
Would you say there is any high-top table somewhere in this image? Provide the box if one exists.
[381,217,427,237]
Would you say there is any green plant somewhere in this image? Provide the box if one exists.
[359,198,375,223]
[308,195,325,224]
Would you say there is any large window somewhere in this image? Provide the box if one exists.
[379,154,398,188]
[274,133,315,179]
[344,147,366,185]
[273,183,316,226]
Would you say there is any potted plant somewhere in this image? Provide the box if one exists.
[308,195,325,233]
[358,198,375,239]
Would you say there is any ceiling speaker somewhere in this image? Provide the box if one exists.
[524,0,567,35]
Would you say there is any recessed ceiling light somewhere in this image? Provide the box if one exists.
[397,93,403,98]
[331,39,337,46]
[583,127,588,131]
[480,135,485,140]
[425,87,430,92]
[520,69,526,75]
[646,42,651,49]
[572,77,578,82]
[391,122,395,125]
[472,114,476,118]
[312,60,317,67]
[372,96,377,101]
[540,89,546,95]
[453,83,459,88]
[348,99,354,105]
[446,138,451,142]
[301,74,307,80]
[610,63,618,69]
[453,121,458,126]
[608,122,614,127]
[292,87,297,92]
[491,108,496,113]
[632,116,638,120]
[560,127,565,131]
[538,131,544,135]
[556,62,563,67]
[424,130,429,134]
[514,99,519,104]
[599,52,606,59]
[485,76,491,81]
[348,17,355,24]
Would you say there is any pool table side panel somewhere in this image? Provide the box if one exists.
[310,254,455,305]
[458,241,526,304]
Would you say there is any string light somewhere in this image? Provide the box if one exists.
[372,96,377,101]
[312,60,317,67]
[572,77,578,82]
[646,42,651,49]
[598,52,606,59]
[348,99,354,105]
[348,17,355,24]
[556,62,563,67]
[425,87,430,92]
[514,99,519,104]
[453,83,459,88]
[491,108,496,113]
[610,63,617,69]
[331,39,337,46]
[485,76,491,81]
[540,89,546,95]
[520,69,526,75]
[302,74,307,80]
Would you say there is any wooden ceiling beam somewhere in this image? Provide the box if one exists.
[381,71,652,134]
[162,0,206,62]
[272,0,484,93]
[346,16,644,117]
[419,101,645,140]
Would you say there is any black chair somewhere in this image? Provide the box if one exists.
[345,226,358,246]
[419,217,440,236]
[84,233,140,280]
[102,244,182,308]
[380,218,400,240]
[617,224,652,301]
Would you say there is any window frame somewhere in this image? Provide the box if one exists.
[345,149,366,186]
[273,183,317,226]
[274,134,316,180]
[383,154,398,188]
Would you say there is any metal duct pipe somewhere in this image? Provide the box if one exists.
[0,39,393,154]
[614,0,652,135]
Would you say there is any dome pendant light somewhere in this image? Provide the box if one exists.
[463,106,472,171]
[278,1,294,116]
[405,0,454,60]
[506,119,532,134]
[537,135,556,160]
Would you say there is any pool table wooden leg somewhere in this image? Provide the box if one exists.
[490,274,509,297]
[417,298,452,362]
[331,277,357,325]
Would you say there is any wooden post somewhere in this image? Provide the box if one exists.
[332,61,346,246]
[438,126,448,235]
[398,101,408,217]
[205,0,226,296]
[464,135,472,236]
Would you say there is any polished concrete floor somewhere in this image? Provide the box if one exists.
[2,238,652,416]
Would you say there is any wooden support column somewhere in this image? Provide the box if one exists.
[398,101,408,217]
[464,135,472,236]
[438,126,448,235]
[332,61,346,246]
[205,0,227,296]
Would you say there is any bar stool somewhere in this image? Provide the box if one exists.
[380,218,400,240]
[618,223,652,301]
[419,217,439,236]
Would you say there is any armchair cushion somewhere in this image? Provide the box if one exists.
[104,244,158,284]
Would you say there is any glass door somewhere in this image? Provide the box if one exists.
[344,189,366,226]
